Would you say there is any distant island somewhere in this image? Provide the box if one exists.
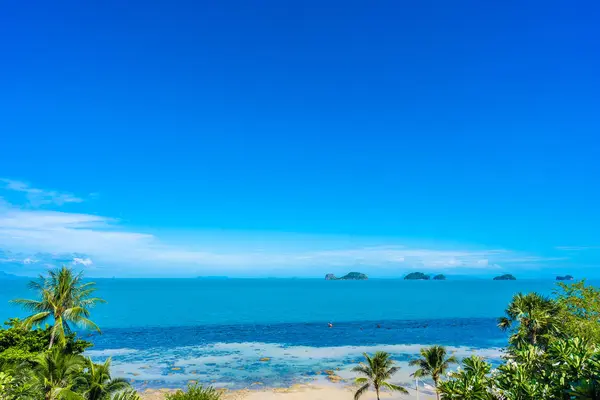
[325,272,368,280]
[556,275,574,281]
[432,274,446,280]
[404,272,430,280]
[493,274,516,281]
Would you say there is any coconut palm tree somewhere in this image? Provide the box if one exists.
[497,292,559,347]
[81,358,130,400]
[32,347,85,400]
[11,266,105,348]
[352,351,409,400]
[409,346,457,400]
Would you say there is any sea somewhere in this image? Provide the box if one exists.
[0,278,588,390]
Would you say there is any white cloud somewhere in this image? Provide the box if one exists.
[556,246,600,251]
[0,204,556,275]
[72,257,93,266]
[0,181,563,276]
[0,179,84,206]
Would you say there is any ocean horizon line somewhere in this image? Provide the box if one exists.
[85,276,593,281]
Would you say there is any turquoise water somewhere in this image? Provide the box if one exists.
[0,278,571,327]
[0,278,589,389]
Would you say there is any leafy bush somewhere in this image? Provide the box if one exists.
[555,280,600,343]
[0,318,91,365]
[111,389,142,400]
[165,384,222,400]
[437,281,600,400]
[0,372,14,400]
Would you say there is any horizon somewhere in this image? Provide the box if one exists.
[0,269,590,281]
[1,1,599,278]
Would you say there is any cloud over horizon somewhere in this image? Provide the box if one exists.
[0,180,570,277]
[0,179,85,207]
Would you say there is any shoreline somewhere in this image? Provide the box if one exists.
[96,342,503,392]
[140,383,437,400]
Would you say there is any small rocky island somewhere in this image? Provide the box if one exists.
[325,272,368,280]
[493,274,517,281]
[556,275,574,281]
[432,274,446,280]
[404,272,430,280]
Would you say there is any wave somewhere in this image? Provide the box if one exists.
[85,348,138,357]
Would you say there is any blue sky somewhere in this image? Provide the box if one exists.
[0,1,599,277]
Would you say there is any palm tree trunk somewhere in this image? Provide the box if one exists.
[416,376,419,400]
[375,385,380,400]
[48,333,55,349]
[434,376,440,400]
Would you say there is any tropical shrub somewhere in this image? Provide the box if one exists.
[111,390,142,400]
[436,280,600,400]
[0,318,91,365]
[438,356,492,399]
[555,280,600,344]
[165,384,222,400]
[0,372,14,400]
[81,357,131,400]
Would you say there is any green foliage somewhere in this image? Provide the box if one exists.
[352,351,408,400]
[24,347,137,400]
[436,281,600,400]
[497,292,560,347]
[11,266,105,348]
[494,338,600,399]
[438,356,492,400]
[437,338,600,400]
[409,346,457,400]
[0,372,15,400]
[80,357,130,400]
[2,268,137,400]
[32,347,86,399]
[0,318,91,365]
[165,384,222,400]
[110,390,141,400]
[555,280,600,343]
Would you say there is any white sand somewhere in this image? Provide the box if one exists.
[141,384,436,400]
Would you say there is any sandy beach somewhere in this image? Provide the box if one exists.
[140,383,436,400]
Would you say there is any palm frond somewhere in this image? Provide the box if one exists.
[382,382,409,394]
[21,312,52,328]
[354,383,370,400]
[9,298,47,312]
[352,363,373,378]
